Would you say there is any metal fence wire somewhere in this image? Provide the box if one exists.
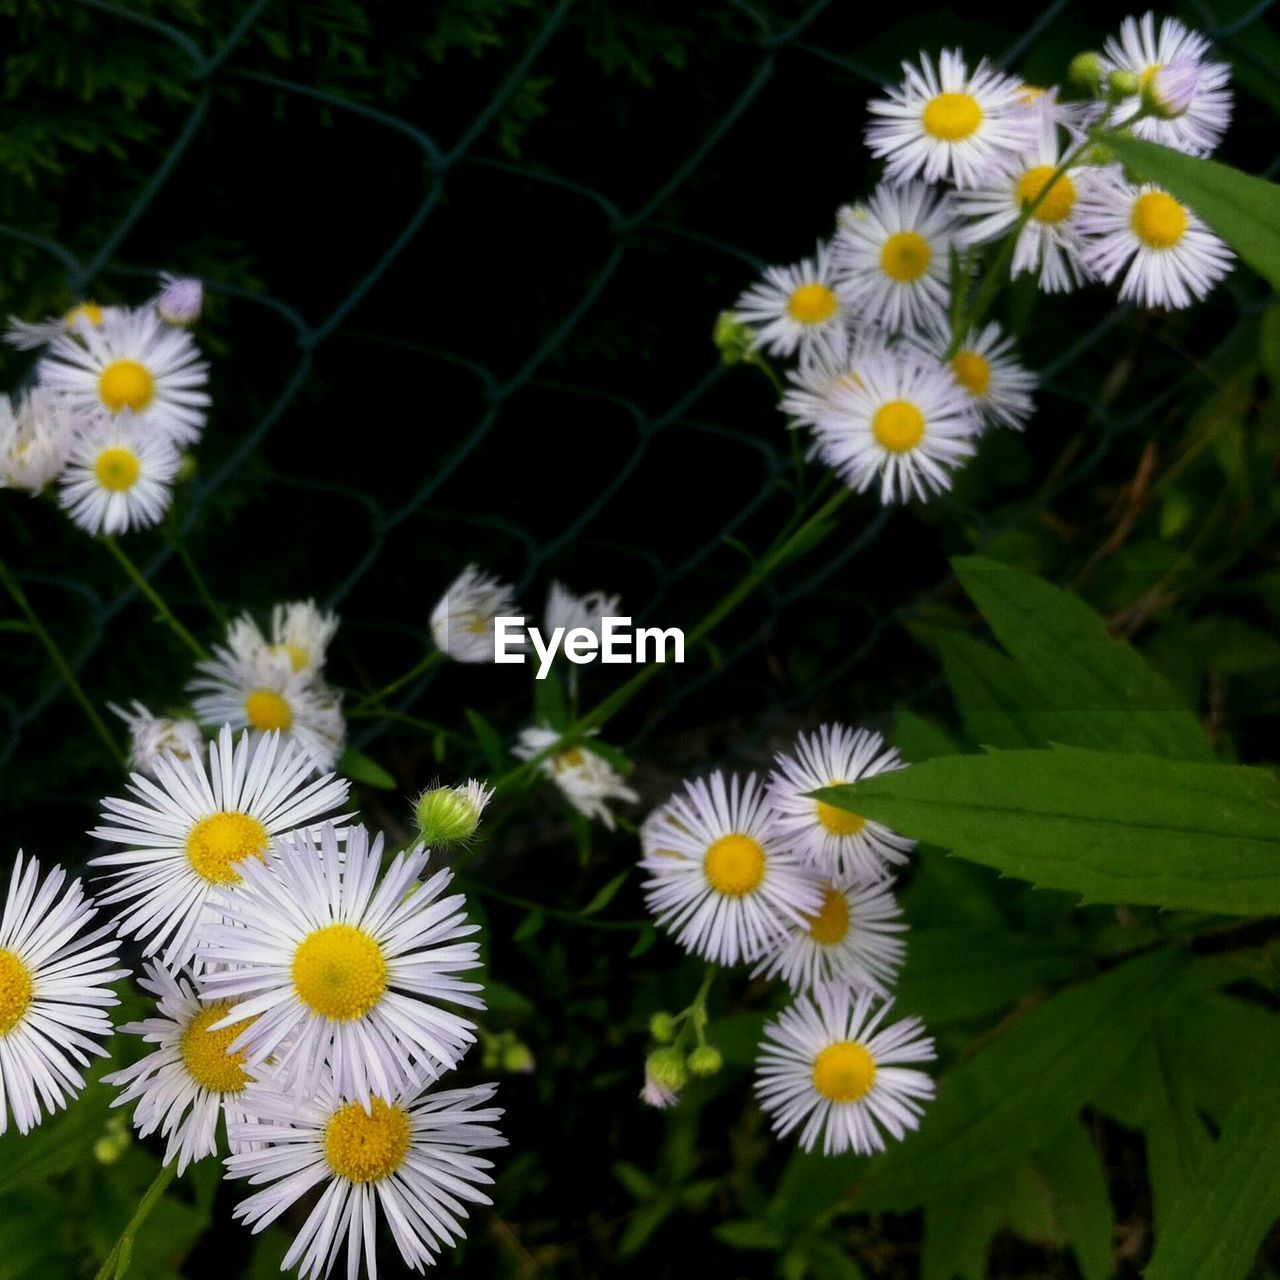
[2,0,1277,824]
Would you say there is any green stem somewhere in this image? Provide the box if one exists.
[0,555,124,767]
[167,530,226,627]
[354,648,444,713]
[93,1162,178,1280]
[459,875,648,932]
[101,538,208,661]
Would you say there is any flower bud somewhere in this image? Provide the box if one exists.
[1106,69,1140,102]
[502,1041,536,1074]
[1067,52,1104,94]
[713,311,754,365]
[645,1047,688,1093]
[648,1011,676,1043]
[687,1044,723,1076]
[1142,63,1198,119]
[414,778,493,847]
[155,275,203,327]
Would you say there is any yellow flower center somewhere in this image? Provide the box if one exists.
[872,400,925,453]
[1017,82,1045,104]
[292,924,387,1021]
[812,1041,877,1102]
[922,91,983,141]
[1131,191,1188,249]
[244,689,293,732]
[184,810,269,885]
[1015,165,1076,224]
[879,231,931,282]
[271,643,310,672]
[703,833,766,897]
[94,447,141,493]
[786,283,839,325]
[806,885,851,946]
[325,1097,411,1182]
[555,747,585,770]
[64,302,104,327]
[951,351,991,397]
[180,1002,254,1092]
[0,949,35,1036]
[98,359,155,413]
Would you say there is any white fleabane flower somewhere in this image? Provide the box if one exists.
[58,412,180,535]
[37,306,209,446]
[911,321,1036,432]
[154,274,204,327]
[865,50,1037,189]
[0,388,77,493]
[109,700,204,777]
[639,771,823,966]
[780,329,891,432]
[90,725,349,971]
[832,182,958,336]
[104,961,258,1173]
[732,245,848,357]
[1078,174,1233,309]
[752,877,906,996]
[812,346,978,504]
[1102,13,1232,156]
[226,1079,505,1280]
[4,301,119,352]
[767,724,916,883]
[1014,83,1089,150]
[513,725,638,830]
[200,823,483,1108]
[756,984,935,1156]
[431,564,521,663]
[544,581,621,643]
[0,851,128,1135]
[226,599,339,678]
[955,138,1099,293]
[188,644,345,773]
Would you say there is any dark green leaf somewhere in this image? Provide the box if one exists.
[466,708,508,772]
[935,632,1042,749]
[714,1219,786,1251]
[580,870,629,916]
[336,746,396,790]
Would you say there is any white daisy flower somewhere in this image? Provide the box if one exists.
[732,245,848,358]
[812,346,979,504]
[780,328,892,431]
[955,136,1099,293]
[513,725,638,830]
[154,274,204,328]
[832,182,958,336]
[753,877,906,996]
[1102,13,1232,156]
[756,984,935,1156]
[225,599,339,678]
[188,645,345,773]
[911,321,1036,432]
[104,961,258,1173]
[0,850,128,1135]
[0,388,78,494]
[226,1078,505,1280]
[109,700,205,777]
[767,724,916,883]
[90,725,349,971]
[1013,82,1088,150]
[58,412,181,535]
[37,306,209,446]
[431,564,521,664]
[4,301,120,352]
[200,822,483,1107]
[544,581,622,644]
[639,771,823,966]
[865,50,1037,189]
[1078,174,1233,309]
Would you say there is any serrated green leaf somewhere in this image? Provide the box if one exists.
[951,556,1212,761]
[580,869,629,916]
[893,708,961,762]
[1100,132,1280,289]
[336,746,395,790]
[821,746,1280,915]
[857,948,1188,1208]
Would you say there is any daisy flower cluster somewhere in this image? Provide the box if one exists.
[2,277,209,534]
[1,725,506,1278]
[638,724,936,1157]
[728,14,1234,504]
[113,598,347,777]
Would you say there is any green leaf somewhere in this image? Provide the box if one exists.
[714,1219,786,1251]
[1029,1121,1113,1280]
[820,746,1280,915]
[934,632,1042,749]
[1145,1073,1280,1279]
[1101,132,1280,289]
[951,556,1212,761]
[857,948,1188,1208]
[513,908,544,942]
[893,708,961,762]
[579,870,629,916]
[533,669,568,729]
[336,746,395,790]
[466,708,507,772]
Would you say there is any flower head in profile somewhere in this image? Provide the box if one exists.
[5,301,118,352]
[0,851,128,1135]
[225,599,339,680]
[109,700,205,777]
[732,245,848,358]
[431,564,521,664]
[226,1079,505,1279]
[514,725,638,830]
[544,581,622,645]
[780,328,890,432]
[154,274,204,328]
[756,983,935,1155]
[0,388,78,494]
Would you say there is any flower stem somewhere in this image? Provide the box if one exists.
[93,1162,179,1280]
[354,648,444,713]
[0,554,125,767]
[101,537,208,661]
[167,529,226,627]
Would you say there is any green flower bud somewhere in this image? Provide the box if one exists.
[1107,69,1140,102]
[713,311,755,365]
[648,1011,676,1043]
[1067,52,1104,94]
[645,1047,688,1092]
[414,779,492,848]
[502,1041,536,1074]
[687,1044,723,1076]
[175,451,199,484]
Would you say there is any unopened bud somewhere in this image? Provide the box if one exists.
[414,778,493,847]
[687,1045,723,1076]
[1067,52,1104,94]
[648,1011,676,1043]
[155,275,203,327]
[645,1047,688,1093]
[713,311,754,365]
[1107,69,1140,102]
[502,1041,536,1074]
